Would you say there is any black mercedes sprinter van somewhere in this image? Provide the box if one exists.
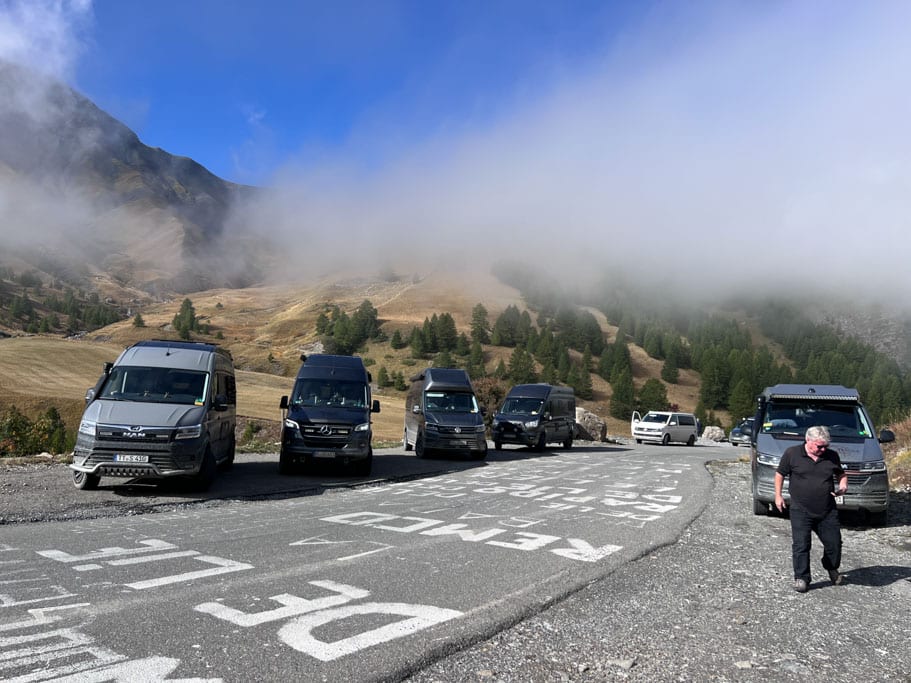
[491,383,575,451]
[279,354,380,476]
[403,367,487,460]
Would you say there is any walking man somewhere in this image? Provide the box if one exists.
[775,425,848,593]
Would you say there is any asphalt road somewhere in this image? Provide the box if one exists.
[2,442,909,682]
[0,441,714,681]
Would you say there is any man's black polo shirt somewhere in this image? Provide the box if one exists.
[777,444,844,516]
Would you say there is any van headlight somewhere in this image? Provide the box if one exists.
[757,453,781,466]
[860,460,886,472]
[354,422,370,432]
[78,419,96,437]
[524,420,539,429]
[284,418,299,429]
[175,424,202,440]
[425,424,439,432]
[475,424,487,433]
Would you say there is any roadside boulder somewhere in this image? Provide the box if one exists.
[702,425,726,442]
[575,408,607,442]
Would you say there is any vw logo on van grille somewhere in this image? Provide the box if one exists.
[453,427,462,434]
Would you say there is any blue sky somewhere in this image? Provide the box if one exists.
[3,1,911,294]
[72,1,647,186]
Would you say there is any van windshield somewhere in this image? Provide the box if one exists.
[425,391,479,413]
[291,379,366,408]
[761,401,872,438]
[641,413,670,424]
[500,397,544,416]
[99,366,209,406]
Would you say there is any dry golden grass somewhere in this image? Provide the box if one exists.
[1,268,714,444]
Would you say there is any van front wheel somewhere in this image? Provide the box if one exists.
[191,448,217,492]
[403,429,412,451]
[73,471,100,490]
[662,434,671,446]
[415,432,427,459]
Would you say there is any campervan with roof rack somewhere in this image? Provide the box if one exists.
[750,384,894,525]
[491,383,575,451]
[71,340,236,491]
[279,354,380,476]
[403,367,487,460]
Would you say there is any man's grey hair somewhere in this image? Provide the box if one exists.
[805,425,831,443]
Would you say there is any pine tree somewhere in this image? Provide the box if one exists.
[638,378,669,412]
[470,303,491,344]
[609,369,635,420]
[133,312,146,328]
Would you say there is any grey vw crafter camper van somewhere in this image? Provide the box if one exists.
[403,367,487,460]
[491,383,575,451]
[750,384,894,525]
[71,340,236,491]
[279,354,380,476]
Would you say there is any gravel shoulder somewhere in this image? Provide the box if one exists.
[405,461,911,682]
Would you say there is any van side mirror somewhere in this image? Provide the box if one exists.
[544,412,551,421]
[213,394,229,411]
[371,399,380,413]
[879,429,895,444]
[279,395,289,410]
[103,361,113,375]
[412,404,422,414]
[84,388,96,404]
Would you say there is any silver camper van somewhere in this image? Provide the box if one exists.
[403,367,487,460]
[750,384,894,524]
[491,383,575,451]
[71,340,236,491]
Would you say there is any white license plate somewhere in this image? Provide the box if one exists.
[452,440,467,447]
[834,495,844,504]
[114,454,148,463]
[313,451,336,459]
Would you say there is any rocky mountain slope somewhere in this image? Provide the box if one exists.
[0,60,263,296]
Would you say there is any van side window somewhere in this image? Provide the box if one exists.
[678,415,695,426]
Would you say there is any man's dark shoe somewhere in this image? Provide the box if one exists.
[828,570,844,585]
[793,579,808,593]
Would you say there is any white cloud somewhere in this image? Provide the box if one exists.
[0,0,93,79]
[256,1,911,300]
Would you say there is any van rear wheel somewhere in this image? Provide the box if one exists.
[73,471,100,490]
[563,435,573,449]
[687,434,696,447]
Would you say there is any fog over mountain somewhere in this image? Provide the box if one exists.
[1,1,910,314]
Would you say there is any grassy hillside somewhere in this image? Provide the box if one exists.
[0,268,725,448]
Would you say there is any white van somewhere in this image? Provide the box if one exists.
[631,410,698,446]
